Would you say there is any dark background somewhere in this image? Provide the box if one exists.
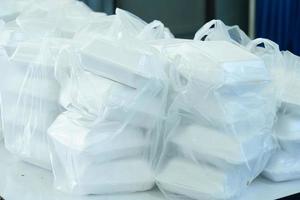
[79,0,300,56]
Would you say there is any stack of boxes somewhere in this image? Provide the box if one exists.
[156,41,276,200]
[48,38,168,194]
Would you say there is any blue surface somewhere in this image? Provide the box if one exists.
[256,0,300,55]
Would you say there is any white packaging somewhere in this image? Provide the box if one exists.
[48,112,155,195]
[48,35,168,194]
[0,39,72,169]
[156,41,276,200]
[162,40,275,127]
[263,151,300,182]
[78,37,168,89]
[247,41,300,182]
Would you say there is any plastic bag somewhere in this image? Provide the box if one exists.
[15,0,98,39]
[262,51,300,181]
[48,38,168,195]
[246,39,287,103]
[0,0,23,22]
[0,48,8,141]
[107,9,174,41]
[0,39,72,169]
[194,19,251,46]
[156,41,276,200]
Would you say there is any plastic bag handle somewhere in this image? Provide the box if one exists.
[194,19,220,41]
[246,38,280,52]
[138,20,167,39]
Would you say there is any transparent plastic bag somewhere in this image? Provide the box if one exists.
[262,51,300,181]
[0,48,8,141]
[0,0,22,22]
[15,0,97,39]
[194,20,251,46]
[0,39,72,169]
[246,39,287,103]
[73,8,172,48]
[48,38,168,195]
[156,41,276,200]
[107,9,174,41]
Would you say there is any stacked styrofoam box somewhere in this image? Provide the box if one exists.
[0,0,109,169]
[46,11,173,193]
[263,51,300,181]
[0,40,71,169]
[156,41,276,200]
[193,21,300,183]
[47,37,168,195]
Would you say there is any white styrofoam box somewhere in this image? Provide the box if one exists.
[157,158,242,200]
[48,112,149,161]
[157,41,276,200]
[156,122,275,200]
[274,112,300,155]
[2,71,59,101]
[3,122,51,169]
[170,124,274,169]
[0,40,71,169]
[79,37,167,89]
[178,41,270,84]
[1,91,60,169]
[48,111,154,194]
[59,66,162,129]
[3,92,59,130]
[263,151,300,182]
[162,40,276,127]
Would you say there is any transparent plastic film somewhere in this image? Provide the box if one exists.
[0,38,72,169]
[156,41,277,200]
[48,38,168,195]
[263,51,300,182]
[194,19,251,47]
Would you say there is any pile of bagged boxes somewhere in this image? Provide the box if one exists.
[155,41,276,199]
[195,19,300,188]
[0,1,299,200]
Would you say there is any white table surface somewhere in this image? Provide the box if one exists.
[1,142,300,200]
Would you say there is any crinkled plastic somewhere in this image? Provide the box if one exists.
[262,51,300,181]
[107,9,174,41]
[15,0,100,39]
[73,9,173,47]
[0,39,73,169]
[246,39,287,103]
[0,0,111,169]
[193,21,300,183]
[0,0,26,22]
[194,20,251,46]
[48,38,168,195]
[156,41,276,200]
